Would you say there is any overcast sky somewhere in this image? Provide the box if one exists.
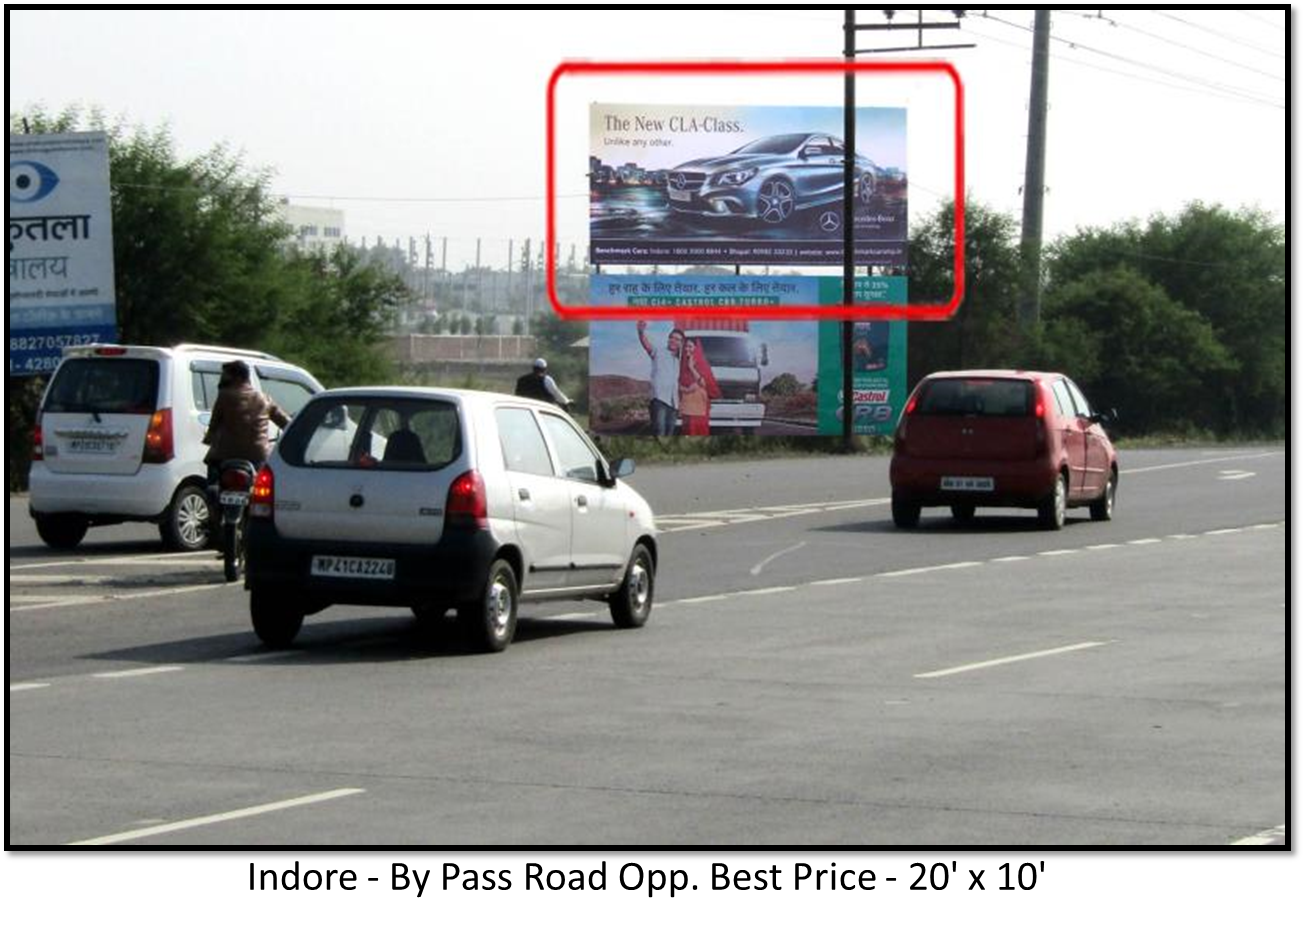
[9,8,1288,271]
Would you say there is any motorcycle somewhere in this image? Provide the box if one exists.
[214,459,259,582]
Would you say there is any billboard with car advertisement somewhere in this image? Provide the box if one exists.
[589,103,906,268]
[588,275,906,437]
[8,132,117,376]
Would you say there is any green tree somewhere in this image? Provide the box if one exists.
[907,199,1027,386]
[1048,203,1284,435]
[1036,267,1236,434]
[762,372,803,396]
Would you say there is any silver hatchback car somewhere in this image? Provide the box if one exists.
[243,387,658,652]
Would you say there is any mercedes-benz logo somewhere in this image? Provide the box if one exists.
[671,173,688,190]
[819,210,841,232]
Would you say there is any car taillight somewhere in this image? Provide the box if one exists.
[249,466,275,519]
[220,468,252,492]
[31,421,44,461]
[446,470,488,529]
[95,346,128,356]
[904,395,918,416]
[142,408,174,463]
[1033,393,1048,454]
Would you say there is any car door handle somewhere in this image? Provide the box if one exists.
[518,488,531,501]
[576,494,588,508]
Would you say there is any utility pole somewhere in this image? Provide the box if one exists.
[1018,8,1051,328]
[841,8,856,453]
[839,10,972,452]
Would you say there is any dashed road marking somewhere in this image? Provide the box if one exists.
[809,577,864,586]
[991,555,1031,562]
[1086,543,1121,550]
[1038,549,1077,557]
[915,641,1113,679]
[658,497,888,533]
[67,788,366,846]
[9,581,231,613]
[878,561,982,578]
[1205,527,1245,536]
[10,682,51,693]
[1231,824,1286,846]
[677,594,730,604]
[737,585,797,596]
[1217,470,1256,481]
[11,550,217,571]
[1121,451,1279,475]
[1127,538,1162,546]
[91,665,185,680]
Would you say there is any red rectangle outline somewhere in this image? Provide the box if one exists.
[546,59,964,321]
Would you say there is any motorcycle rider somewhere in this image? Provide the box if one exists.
[515,357,572,409]
[202,360,290,482]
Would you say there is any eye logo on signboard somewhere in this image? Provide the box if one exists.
[9,160,60,203]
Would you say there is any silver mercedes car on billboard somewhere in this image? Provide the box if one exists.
[665,133,881,227]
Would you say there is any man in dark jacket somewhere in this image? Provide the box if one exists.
[515,358,571,408]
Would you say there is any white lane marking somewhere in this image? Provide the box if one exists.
[1127,538,1162,545]
[1165,534,1198,540]
[9,581,228,613]
[1251,522,1283,530]
[878,561,982,578]
[1038,549,1077,557]
[990,555,1031,562]
[9,574,118,585]
[541,611,599,621]
[1205,527,1245,535]
[1086,543,1121,550]
[67,788,366,846]
[223,651,304,664]
[8,595,102,612]
[10,682,51,692]
[1217,471,1256,481]
[1121,451,1279,475]
[658,497,888,533]
[92,665,185,679]
[676,594,730,604]
[11,550,216,571]
[749,541,808,576]
[1232,824,1286,846]
[915,641,1112,679]
[737,586,797,596]
[809,577,863,587]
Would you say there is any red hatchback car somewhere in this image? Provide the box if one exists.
[890,370,1118,530]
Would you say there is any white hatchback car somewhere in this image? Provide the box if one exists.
[29,343,323,551]
[243,387,659,652]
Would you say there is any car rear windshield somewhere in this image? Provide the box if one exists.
[916,378,1033,417]
[42,358,160,415]
[278,396,461,471]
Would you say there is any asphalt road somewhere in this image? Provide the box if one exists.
[6,446,1287,846]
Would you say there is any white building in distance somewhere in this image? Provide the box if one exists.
[275,200,345,254]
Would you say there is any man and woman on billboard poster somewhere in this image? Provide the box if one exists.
[635,320,720,436]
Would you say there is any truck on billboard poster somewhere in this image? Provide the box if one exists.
[588,275,906,437]
[590,103,906,267]
[8,132,117,376]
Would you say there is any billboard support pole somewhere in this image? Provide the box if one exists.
[841,8,856,453]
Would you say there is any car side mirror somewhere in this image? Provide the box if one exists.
[611,458,635,481]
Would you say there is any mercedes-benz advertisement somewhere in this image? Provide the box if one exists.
[590,104,907,267]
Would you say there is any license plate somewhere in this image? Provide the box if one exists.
[668,187,693,202]
[941,476,994,492]
[68,438,118,454]
[310,555,396,580]
[219,492,249,507]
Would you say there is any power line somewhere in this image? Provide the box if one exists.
[963,19,1285,111]
[1067,9,1286,73]
[982,13,1285,109]
[1160,10,1288,57]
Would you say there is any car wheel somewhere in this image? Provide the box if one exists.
[610,543,655,629]
[250,587,304,647]
[858,174,875,206]
[891,492,921,528]
[160,484,211,551]
[950,503,976,523]
[1090,471,1117,522]
[756,178,795,224]
[1038,473,1068,530]
[35,513,89,550]
[459,559,518,653]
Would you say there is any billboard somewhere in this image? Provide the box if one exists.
[588,275,906,437]
[8,132,117,376]
[589,103,906,268]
